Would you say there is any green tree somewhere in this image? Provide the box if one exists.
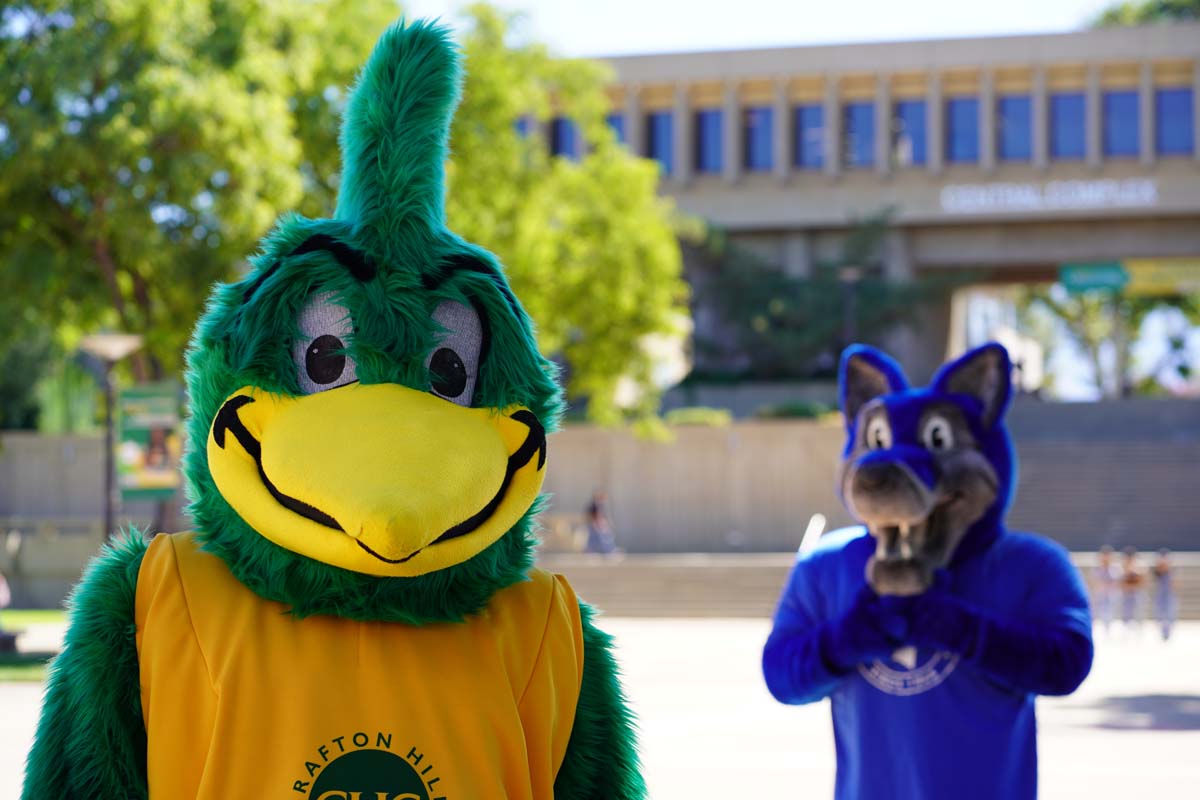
[0,304,54,429]
[1094,0,1200,25]
[1017,288,1200,397]
[688,212,962,380]
[0,0,399,381]
[1,1,686,421]
[446,4,687,421]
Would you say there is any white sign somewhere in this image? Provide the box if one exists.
[940,178,1158,214]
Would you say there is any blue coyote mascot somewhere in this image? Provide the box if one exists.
[763,342,1093,800]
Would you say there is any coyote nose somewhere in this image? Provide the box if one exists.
[855,462,895,492]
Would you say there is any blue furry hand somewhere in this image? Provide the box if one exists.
[820,587,913,672]
[907,570,1094,695]
[907,575,984,658]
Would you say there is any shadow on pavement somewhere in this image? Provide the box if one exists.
[1082,694,1200,731]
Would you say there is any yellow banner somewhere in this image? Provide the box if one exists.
[1124,257,1200,297]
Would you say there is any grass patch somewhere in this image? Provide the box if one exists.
[0,610,64,682]
[0,651,54,683]
[0,609,67,629]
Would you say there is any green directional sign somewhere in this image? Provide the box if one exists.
[1059,261,1129,294]
[117,382,182,500]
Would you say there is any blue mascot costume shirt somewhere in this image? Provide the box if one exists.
[763,343,1093,800]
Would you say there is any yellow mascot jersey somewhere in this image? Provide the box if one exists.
[134,533,584,799]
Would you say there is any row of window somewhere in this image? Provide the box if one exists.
[544,87,1195,174]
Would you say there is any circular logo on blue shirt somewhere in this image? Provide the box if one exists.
[858,648,960,696]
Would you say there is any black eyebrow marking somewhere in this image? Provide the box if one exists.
[240,234,376,306]
[241,260,281,304]
[288,234,376,282]
[422,253,497,291]
[424,253,521,317]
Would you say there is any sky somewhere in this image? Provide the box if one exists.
[403,0,1119,57]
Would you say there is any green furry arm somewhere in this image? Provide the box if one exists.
[22,534,149,800]
[554,603,646,800]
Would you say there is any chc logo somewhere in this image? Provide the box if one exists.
[315,794,422,800]
[293,732,446,800]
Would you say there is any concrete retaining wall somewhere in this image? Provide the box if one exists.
[541,551,1200,620]
[544,398,1200,553]
[1,397,1197,563]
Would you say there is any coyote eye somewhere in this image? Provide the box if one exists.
[865,416,892,450]
[922,415,955,452]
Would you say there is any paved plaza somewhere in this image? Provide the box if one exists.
[2,619,1198,798]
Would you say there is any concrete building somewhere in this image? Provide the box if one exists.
[571,24,1200,381]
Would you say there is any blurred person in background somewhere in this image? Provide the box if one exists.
[1094,545,1119,634]
[1120,547,1146,633]
[585,489,618,555]
[1153,549,1178,642]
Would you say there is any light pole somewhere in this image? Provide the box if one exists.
[79,333,143,541]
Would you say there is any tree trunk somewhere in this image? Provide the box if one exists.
[130,269,164,380]
[90,196,151,381]
[1114,298,1133,398]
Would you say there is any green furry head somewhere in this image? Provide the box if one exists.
[181,20,562,624]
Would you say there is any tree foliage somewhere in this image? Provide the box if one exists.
[446,4,687,421]
[1017,288,1200,397]
[688,213,962,381]
[0,0,399,381]
[1094,0,1200,25]
[0,1,686,421]
[0,302,54,429]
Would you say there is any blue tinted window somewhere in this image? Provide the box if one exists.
[1050,92,1086,160]
[1156,87,1195,156]
[743,106,774,171]
[606,112,626,145]
[694,109,722,173]
[793,104,824,169]
[550,117,579,159]
[1103,91,1139,157]
[997,95,1032,161]
[843,102,874,168]
[892,100,926,166]
[646,111,674,174]
[945,97,979,163]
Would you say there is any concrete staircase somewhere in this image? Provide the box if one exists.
[539,551,1200,620]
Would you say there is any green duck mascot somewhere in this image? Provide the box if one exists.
[24,20,643,800]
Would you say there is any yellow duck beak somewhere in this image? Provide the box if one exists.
[206,383,547,577]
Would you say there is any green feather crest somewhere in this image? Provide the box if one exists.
[335,19,460,267]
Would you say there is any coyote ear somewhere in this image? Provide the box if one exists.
[838,345,908,429]
[933,343,1012,429]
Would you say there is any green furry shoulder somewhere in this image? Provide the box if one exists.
[555,604,646,799]
[22,533,149,800]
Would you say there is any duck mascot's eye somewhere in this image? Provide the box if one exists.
[305,335,347,385]
[425,299,482,406]
[293,291,358,394]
